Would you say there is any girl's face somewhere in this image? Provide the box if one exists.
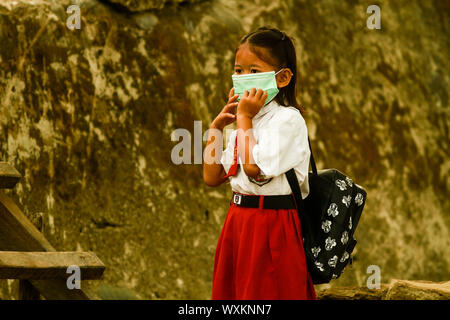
[234,42,277,75]
[234,42,293,89]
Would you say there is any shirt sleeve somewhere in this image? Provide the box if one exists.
[252,108,310,179]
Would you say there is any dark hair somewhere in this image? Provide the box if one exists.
[238,26,306,115]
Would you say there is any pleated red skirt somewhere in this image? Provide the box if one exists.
[212,197,316,300]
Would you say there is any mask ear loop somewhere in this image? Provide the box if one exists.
[275,68,293,76]
[275,68,284,75]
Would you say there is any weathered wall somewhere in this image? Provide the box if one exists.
[0,0,448,299]
[106,0,208,11]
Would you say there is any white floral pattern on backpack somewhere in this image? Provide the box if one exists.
[341,231,349,245]
[328,255,338,268]
[325,237,336,251]
[340,251,350,263]
[315,261,324,272]
[311,246,321,258]
[336,179,347,191]
[322,220,332,233]
[342,195,352,208]
[327,203,339,217]
[355,193,364,206]
[345,177,353,187]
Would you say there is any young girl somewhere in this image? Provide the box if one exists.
[203,27,316,300]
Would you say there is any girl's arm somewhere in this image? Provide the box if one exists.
[236,88,268,178]
[203,123,228,187]
[203,89,239,187]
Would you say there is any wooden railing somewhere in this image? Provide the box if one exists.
[0,162,105,299]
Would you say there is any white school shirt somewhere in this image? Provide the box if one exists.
[220,100,311,199]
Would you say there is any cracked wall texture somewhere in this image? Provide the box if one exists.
[0,0,449,299]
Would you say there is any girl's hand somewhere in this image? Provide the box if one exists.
[211,88,238,130]
[237,88,268,119]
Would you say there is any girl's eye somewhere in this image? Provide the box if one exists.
[251,69,259,73]
[235,69,242,74]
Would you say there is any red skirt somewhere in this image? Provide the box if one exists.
[212,196,316,300]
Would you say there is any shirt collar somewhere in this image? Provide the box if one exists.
[252,99,279,121]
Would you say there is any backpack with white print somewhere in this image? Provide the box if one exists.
[285,137,367,284]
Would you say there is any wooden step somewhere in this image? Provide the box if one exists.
[0,190,104,299]
[0,251,105,280]
[0,162,21,189]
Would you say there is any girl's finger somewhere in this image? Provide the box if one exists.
[243,90,249,98]
[250,88,256,97]
[227,93,239,104]
[223,113,237,121]
[261,91,268,102]
[224,102,238,111]
[255,89,263,99]
[228,88,235,99]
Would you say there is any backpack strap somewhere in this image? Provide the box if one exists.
[286,134,316,210]
[307,135,318,176]
[285,134,317,232]
[286,169,306,221]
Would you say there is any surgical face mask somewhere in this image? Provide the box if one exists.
[232,69,283,107]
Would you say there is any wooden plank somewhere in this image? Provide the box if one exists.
[19,214,43,300]
[0,251,105,279]
[0,190,103,299]
[0,162,21,189]
[0,191,54,251]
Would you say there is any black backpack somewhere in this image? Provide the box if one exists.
[285,137,367,284]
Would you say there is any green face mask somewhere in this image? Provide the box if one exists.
[232,69,283,106]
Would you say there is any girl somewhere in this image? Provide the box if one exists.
[203,27,316,300]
